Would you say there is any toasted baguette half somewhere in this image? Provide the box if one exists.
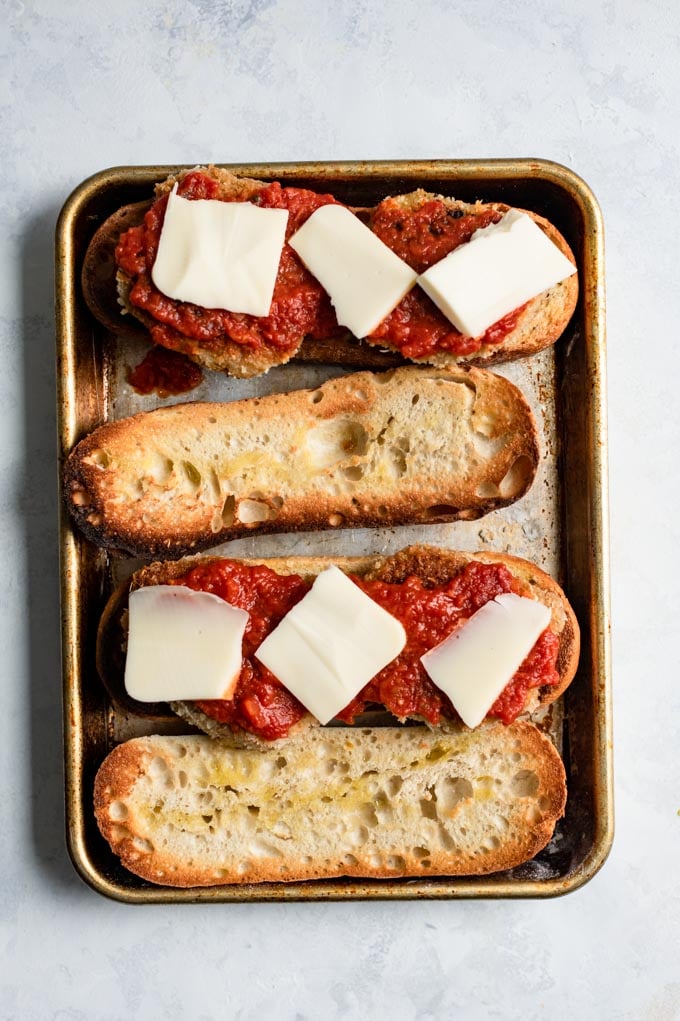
[64,366,539,559]
[97,545,579,748]
[83,166,577,378]
[93,723,567,886]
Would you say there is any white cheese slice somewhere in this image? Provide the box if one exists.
[254,566,406,725]
[420,592,551,729]
[417,209,576,338]
[151,185,288,315]
[124,585,248,703]
[288,205,418,337]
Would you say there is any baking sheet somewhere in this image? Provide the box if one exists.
[56,159,612,900]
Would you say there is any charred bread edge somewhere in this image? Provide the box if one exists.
[97,544,579,749]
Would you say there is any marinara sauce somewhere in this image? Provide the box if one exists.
[368,197,526,359]
[115,171,340,358]
[173,559,560,741]
[127,347,203,398]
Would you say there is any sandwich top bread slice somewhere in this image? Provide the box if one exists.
[93,723,567,886]
[64,366,539,559]
[97,545,579,748]
[83,165,578,379]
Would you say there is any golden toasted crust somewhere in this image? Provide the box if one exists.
[82,167,578,378]
[97,544,579,747]
[64,365,540,559]
[93,724,566,886]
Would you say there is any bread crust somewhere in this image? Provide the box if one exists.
[93,724,567,886]
[82,166,578,378]
[64,365,540,559]
[97,544,579,746]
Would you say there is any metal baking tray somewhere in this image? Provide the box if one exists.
[56,159,611,901]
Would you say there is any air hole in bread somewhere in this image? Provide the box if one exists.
[311,390,324,404]
[87,448,110,469]
[249,839,282,859]
[538,795,552,812]
[247,805,260,817]
[377,505,388,517]
[148,756,172,784]
[359,803,379,828]
[388,446,408,478]
[412,846,431,860]
[424,504,459,520]
[411,393,420,405]
[221,494,236,527]
[237,499,270,525]
[483,835,501,851]
[349,825,369,847]
[420,797,438,821]
[476,481,499,499]
[109,801,128,822]
[178,770,188,789]
[306,419,369,467]
[272,822,292,840]
[86,511,103,527]
[388,855,406,870]
[353,389,369,402]
[508,767,539,800]
[512,770,539,797]
[275,756,287,769]
[341,465,364,482]
[344,854,358,866]
[133,837,154,854]
[387,775,403,797]
[499,455,534,499]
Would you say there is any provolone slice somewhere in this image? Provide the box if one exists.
[125,585,249,703]
[418,209,576,338]
[289,205,417,337]
[420,592,551,729]
[254,566,406,724]
[151,186,288,315]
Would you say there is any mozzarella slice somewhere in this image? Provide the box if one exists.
[124,585,248,703]
[254,566,406,725]
[420,593,551,729]
[151,186,288,315]
[417,209,576,338]
[288,205,417,337]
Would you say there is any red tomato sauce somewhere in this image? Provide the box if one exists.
[127,347,203,398]
[368,197,525,359]
[173,559,560,741]
[115,171,340,357]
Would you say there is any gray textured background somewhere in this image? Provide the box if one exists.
[1,1,679,1018]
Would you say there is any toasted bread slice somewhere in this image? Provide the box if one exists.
[97,545,579,748]
[82,167,577,378]
[93,723,567,886]
[64,365,539,559]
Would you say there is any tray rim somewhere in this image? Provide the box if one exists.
[56,157,612,903]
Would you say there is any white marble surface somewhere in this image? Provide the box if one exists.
[1,1,679,1018]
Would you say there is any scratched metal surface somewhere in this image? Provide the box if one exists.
[56,160,611,901]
